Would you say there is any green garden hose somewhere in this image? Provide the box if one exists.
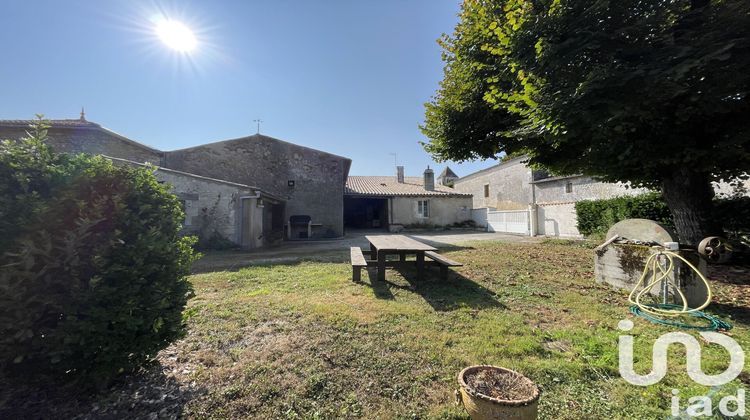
[629,304,732,331]
[627,250,732,331]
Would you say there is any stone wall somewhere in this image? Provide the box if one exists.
[390,196,473,226]
[713,177,750,198]
[152,169,254,245]
[453,156,533,210]
[470,208,489,228]
[535,203,579,237]
[163,135,350,238]
[533,175,646,204]
[533,177,646,238]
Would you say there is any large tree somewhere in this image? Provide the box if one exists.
[422,0,750,245]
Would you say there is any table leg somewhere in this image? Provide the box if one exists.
[370,243,378,261]
[378,251,387,281]
[399,251,406,262]
[416,251,425,281]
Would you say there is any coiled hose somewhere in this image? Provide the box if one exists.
[628,250,732,331]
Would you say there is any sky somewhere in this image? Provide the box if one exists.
[0,0,498,177]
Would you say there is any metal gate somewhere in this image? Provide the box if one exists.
[487,209,530,235]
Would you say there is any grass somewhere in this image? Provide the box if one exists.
[10,240,749,419]
[170,240,750,419]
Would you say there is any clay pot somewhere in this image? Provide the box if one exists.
[457,365,540,420]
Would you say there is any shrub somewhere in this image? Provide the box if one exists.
[0,118,197,387]
[575,192,673,237]
[714,196,750,240]
[575,190,750,240]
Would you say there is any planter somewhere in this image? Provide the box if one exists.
[457,365,540,420]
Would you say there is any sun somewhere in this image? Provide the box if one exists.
[155,19,197,52]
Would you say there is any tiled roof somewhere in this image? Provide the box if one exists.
[0,117,161,153]
[345,176,472,197]
[0,119,101,128]
[438,166,458,179]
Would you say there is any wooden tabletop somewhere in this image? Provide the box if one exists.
[365,235,437,252]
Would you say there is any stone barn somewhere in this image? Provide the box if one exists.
[0,115,351,248]
[162,134,350,240]
[344,166,473,231]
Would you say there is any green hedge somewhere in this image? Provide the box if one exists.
[576,191,750,239]
[575,192,673,236]
[714,196,750,238]
[0,119,197,387]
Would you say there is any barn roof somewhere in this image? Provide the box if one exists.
[0,118,161,153]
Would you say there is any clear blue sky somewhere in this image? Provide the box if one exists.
[0,0,497,177]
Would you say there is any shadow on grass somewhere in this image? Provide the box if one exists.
[362,264,505,312]
[0,363,204,419]
[191,250,350,274]
[709,302,750,325]
[364,268,396,300]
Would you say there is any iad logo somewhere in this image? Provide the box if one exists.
[617,319,746,417]
[617,319,744,386]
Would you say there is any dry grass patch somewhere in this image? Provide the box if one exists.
[5,240,748,419]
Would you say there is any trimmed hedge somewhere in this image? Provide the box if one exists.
[0,119,197,387]
[715,196,750,238]
[576,191,750,239]
[575,192,673,236]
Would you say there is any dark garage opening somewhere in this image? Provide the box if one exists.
[344,196,389,229]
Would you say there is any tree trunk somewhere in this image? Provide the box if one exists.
[661,167,722,246]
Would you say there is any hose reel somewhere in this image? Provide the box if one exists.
[698,236,733,264]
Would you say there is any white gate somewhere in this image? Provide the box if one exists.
[487,209,530,235]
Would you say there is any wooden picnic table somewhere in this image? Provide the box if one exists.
[365,235,437,281]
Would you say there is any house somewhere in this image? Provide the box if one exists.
[160,133,351,241]
[0,114,351,248]
[453,156,647,237]
[344,166,473,231]
[454,155,749,238]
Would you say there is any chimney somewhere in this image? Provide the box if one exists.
[396,166,405,183]
[424,166,435,191]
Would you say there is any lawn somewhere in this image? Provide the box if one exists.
[10,240,750,419]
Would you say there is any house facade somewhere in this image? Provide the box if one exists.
[453,156,646,237]
[454,155,749,238]
[0,116,350,248]
[344,166,473,231]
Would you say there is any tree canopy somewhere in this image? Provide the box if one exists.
[422,0,750,244]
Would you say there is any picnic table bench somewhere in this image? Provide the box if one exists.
[350,247,368,282]
[425,250,463,280]
[349,235,463,282]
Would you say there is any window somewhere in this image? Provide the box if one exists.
[417,200,430,218]
[484,184,490,198]
[179,200,191,226]
[565,182,573,193]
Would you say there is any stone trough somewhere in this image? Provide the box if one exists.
[593,219,709,307]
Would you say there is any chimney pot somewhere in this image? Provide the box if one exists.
[396,166,405,183]
[424,166,435,191]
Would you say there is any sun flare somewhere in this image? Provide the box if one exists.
[155,19,197,52]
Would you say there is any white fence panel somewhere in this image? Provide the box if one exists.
[487,209,530,235]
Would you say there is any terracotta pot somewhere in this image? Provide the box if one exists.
[457,365,540,420]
